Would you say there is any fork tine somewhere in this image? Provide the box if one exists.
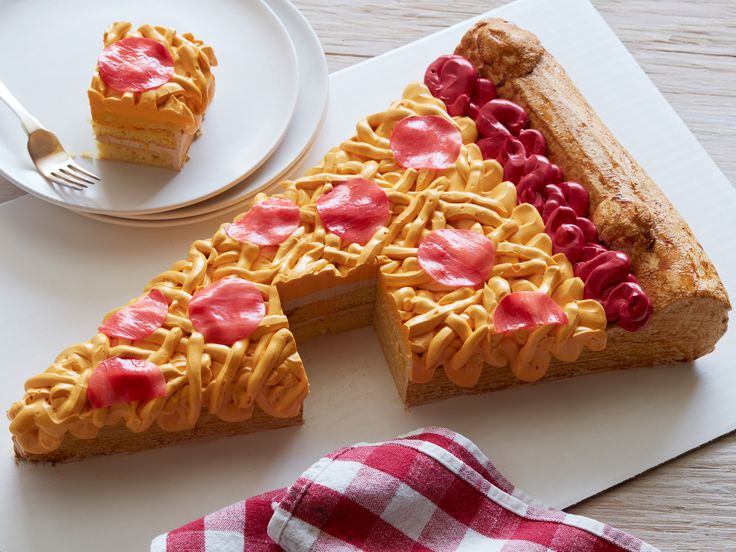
[67,161,101,181]
[51,170,88,189]
[61,166,97,186]
[47,173,85,191]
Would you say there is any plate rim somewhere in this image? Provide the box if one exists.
[113,0,330,222]
[0,0,300,216]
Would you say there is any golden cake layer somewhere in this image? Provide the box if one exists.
[88,22,217,169]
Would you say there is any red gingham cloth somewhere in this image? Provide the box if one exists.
[151,427,659,551]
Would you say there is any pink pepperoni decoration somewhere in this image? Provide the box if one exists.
[316,178,389,245]
[390,115,463,170]
[418,229,495,289]
[189,278,265,346]
[98,36,174,92]
[225,197,300,246]
[494,291,568,334]
[99,289,169,340]
[87,357,167,409]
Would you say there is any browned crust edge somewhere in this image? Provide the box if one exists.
[453,18,730,353]
[386,18,731,408]
[14,408,303,464]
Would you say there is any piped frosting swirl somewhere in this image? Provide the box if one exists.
[88,22,217,133]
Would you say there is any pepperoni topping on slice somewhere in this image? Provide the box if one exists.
[98,36,175,92]
[99,289,169,340]
[87,357,167,409]
[316,178,389,245]
[390,115,463,170]
[225,197,300,246]
[418,229,495,289]
[189,278,266,346]
[493,291,568,334]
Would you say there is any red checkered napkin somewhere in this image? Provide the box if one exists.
[152,427,659,552]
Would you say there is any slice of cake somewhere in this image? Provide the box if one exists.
[88,22,217,170]
[8,18,729,463]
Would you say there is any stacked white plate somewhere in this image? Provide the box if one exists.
[0,0,329,227]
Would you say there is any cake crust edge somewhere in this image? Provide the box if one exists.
[14,408,302,464]
[454,18,730,359]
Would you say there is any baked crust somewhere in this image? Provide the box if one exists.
[379,17,733,405]
[13,408,302,464]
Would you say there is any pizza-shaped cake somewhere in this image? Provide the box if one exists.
[8,19,729,462]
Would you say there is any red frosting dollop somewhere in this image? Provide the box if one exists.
[424,54,653,332]
[424,55,496,118]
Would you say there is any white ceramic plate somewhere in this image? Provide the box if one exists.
[85,0,329,224]
[0,0,298,216]
[78,200,245,227]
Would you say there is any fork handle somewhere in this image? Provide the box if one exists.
[0,79,44,135]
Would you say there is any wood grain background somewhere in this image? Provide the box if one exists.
[1,1,734,549]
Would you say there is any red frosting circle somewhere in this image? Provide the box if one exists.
[225,197,300,246]
[99,289,169,340]
[189,278,266,346]
[98,36,175,92]
[418,229,495,288]
[390,115,463,170]
[316,178,390,245]
[493,291,568,334]
[87,357,167,409]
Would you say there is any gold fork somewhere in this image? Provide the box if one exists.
[0,80,100,190]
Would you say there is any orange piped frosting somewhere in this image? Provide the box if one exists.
[88,21,217,133]
[8,83,607,455]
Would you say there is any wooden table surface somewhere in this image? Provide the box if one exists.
[1,1,734,549]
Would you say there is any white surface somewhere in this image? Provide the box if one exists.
[1,0,735,550]
[79,0,329,226]
[0,0,299,216]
